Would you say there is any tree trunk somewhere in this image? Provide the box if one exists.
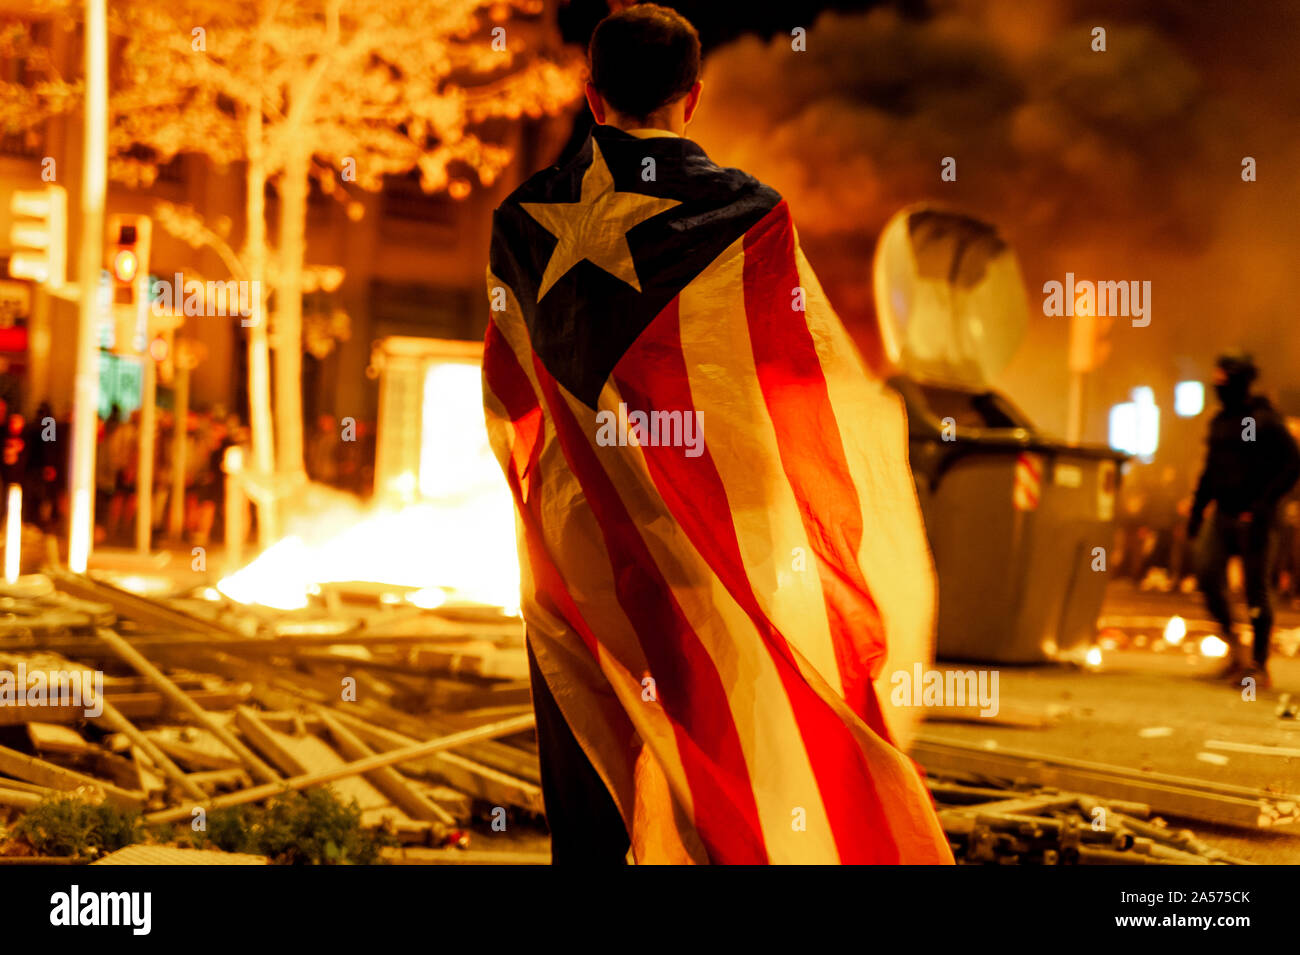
[274,141,310,479]
[244,68,278,543]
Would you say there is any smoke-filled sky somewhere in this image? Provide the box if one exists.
[688,0,1300,447]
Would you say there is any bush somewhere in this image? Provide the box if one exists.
[190,787,391,865]
[14,795,143,859]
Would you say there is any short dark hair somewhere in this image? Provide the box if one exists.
[589,4,701,123]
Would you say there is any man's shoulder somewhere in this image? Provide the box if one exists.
[495,126,781,216]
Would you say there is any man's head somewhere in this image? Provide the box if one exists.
[1213,351,1258,407]
[586,4,702,133]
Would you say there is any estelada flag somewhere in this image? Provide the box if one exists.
[483,124,951,864]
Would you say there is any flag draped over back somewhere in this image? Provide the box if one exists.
[483,124,952,864]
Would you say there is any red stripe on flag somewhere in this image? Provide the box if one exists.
[483,321,601,660]
[742,201,890,728]
[532,355,769,864]
[613,297,904,863]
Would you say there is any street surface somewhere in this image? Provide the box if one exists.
[926,579,1300,862]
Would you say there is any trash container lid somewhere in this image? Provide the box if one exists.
[872,205,1029,390]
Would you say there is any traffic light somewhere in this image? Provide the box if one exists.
[149,309,184,384]
[106,215,152,355]
[8,185,68,288]
[106,214,151,289]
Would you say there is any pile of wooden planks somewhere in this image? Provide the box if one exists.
[914,734,1300,836]
[925,772,1250,865]
[0,570,545,863]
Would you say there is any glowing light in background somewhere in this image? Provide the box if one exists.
[1108,386,1160,460]
[1199,635,1230,658]
[1174,380,1204,417]
[1163,615,1187,646]
[4,484,20,583]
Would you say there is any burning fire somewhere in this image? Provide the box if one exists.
[219,357,521,613]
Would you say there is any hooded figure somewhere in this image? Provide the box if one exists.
[1189,352,1300,685]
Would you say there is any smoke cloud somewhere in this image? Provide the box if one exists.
[689,0,1300,445]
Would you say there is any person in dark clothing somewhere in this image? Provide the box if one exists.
[1189,353,1300,687]
[22,402,61,530]
[525,639,630,864]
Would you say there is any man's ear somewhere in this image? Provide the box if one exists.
[682,80,703,124]
[585,82,607,124]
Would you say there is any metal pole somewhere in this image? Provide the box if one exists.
[136,349,156,552]
[1066,369,1084,445]
[69,0,107,573]
[168,360,189,540]
[222,444,246,570]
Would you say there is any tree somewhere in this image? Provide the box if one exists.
[0,6,79,142]
[109,0,581,488]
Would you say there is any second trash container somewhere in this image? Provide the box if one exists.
[873,205,1126,664]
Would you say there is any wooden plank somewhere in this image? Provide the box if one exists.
[0,777,55,796]
[92,845,268,865]
[0,785,45,809]
[145,714,536,824]
[0,687,251,726]
[144,730,243,771]
[316,707,453,826]
[913,737,1300,833]
[244,664,541,783]
[96,701,210,802]
[94,628,280,784]
[234,707,397,820]
[247,711,322,734]
[423,785,472,822]
[233,707,310,777]
[187,768,253,793]
[0,743,144,809]
[329,707,544,813]
[132,747,166,796]
[51,570,243,640]
[406,642,528,680]
[26,723,91,755]
[48,746,142,792]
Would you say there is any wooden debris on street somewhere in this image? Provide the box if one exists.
[914,734,1300,836]
[925,771,1251,865]
[0,569,544,864]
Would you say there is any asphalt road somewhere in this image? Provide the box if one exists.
[922,579,1300,863]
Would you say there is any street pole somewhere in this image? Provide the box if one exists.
[1066,369,1084,445]
[168,357,189,540]
[68,0,107,573]
[136,346,156,553]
